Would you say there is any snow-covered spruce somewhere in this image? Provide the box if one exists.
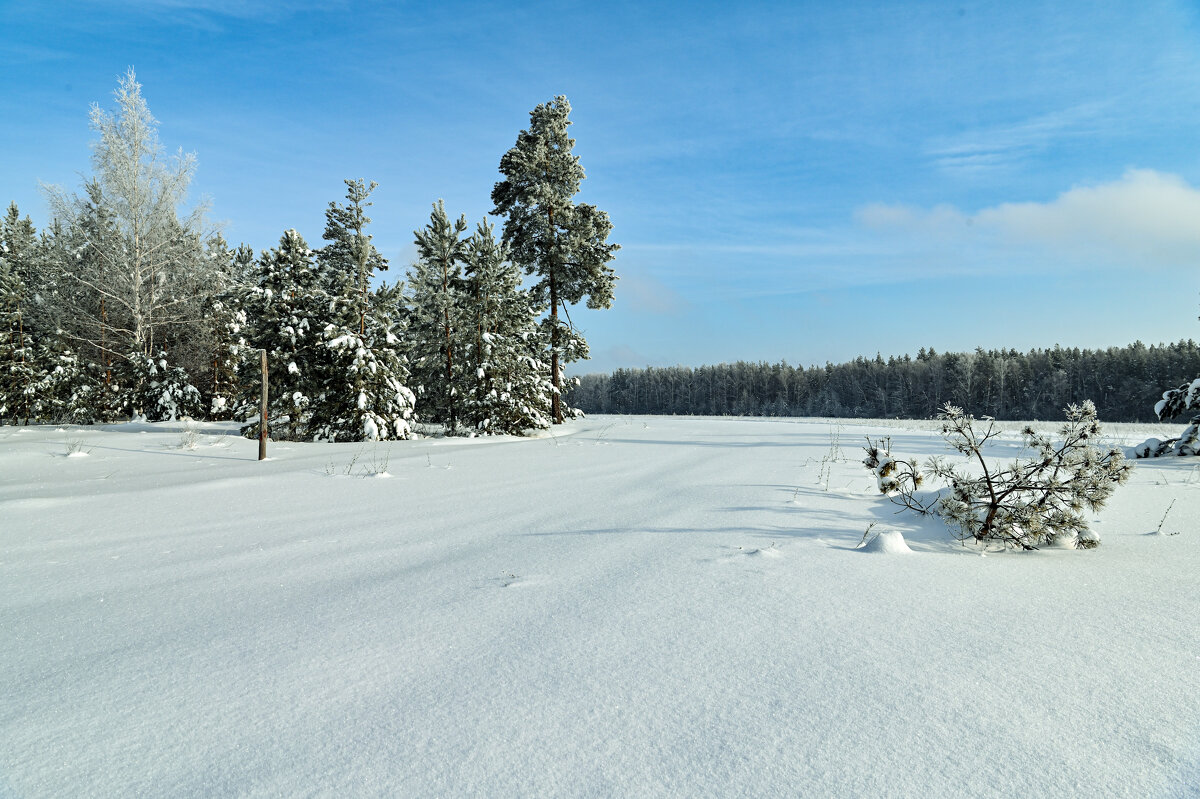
[0,204,41,424]
[237,229,323,441]
[407,200,470,434]
[306,180,415,442]
[459,219,553,434]
[202,237,254,420]
[235,182,416,443]
[311,328,415,442]
[0,204,101,425]
[125,349,203,422]
[864,401,1132,550]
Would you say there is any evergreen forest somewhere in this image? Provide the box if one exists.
[567,341,1200,422]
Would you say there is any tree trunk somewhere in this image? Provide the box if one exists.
[358,234,368,337]
[549,271,561,424]
[442,255,456,433]
[547,205,563,424]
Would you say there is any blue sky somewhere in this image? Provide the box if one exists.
[4,0,1200,374]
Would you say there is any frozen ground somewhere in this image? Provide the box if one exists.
[2,415,1198,798]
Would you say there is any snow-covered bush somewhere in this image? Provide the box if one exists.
[126,350,203,422]
[864,401,1132,550]
[309,327,415,442]
[1137,377,1200,457]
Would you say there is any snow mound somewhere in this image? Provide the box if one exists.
[858,530,913,554]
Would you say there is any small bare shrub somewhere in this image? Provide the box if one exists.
[178,417,200,450]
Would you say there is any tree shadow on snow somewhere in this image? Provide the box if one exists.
[81,443,248,462]
[603,436,828,449]
[716,484,958,553]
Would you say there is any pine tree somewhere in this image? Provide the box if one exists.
[309,180,415,441]
[202,237,252,419]
[239,230,325,441]
[319,180,389,334]
[460,219,552,434]
[409,200,469,433]
[864,402,1131,549]
[30,339,90,424]
[491,96,619,423]
[0,204,40,424]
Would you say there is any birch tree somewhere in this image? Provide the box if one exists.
[43,68,211,411]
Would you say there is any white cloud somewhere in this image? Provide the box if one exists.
[856,203,969,236]
[857,169,1200,268]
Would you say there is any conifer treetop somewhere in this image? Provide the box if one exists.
[490,96,618,311]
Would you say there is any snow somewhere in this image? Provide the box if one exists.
[2,415,1199,798]
[858,529,912,554]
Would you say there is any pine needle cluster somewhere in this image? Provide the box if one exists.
[1139,377,1200,457]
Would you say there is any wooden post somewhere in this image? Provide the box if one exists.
[258,349,268,461]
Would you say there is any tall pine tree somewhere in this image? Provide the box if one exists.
[409,200,469,433]
[491,96,618,423]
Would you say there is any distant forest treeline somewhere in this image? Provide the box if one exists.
[566,341,1200,422]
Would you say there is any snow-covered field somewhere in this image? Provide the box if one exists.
[3,415,1198,798]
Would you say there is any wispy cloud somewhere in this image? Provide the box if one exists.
[92,0,346,22]
[0,42,74,65]
[925,102,1112,176]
